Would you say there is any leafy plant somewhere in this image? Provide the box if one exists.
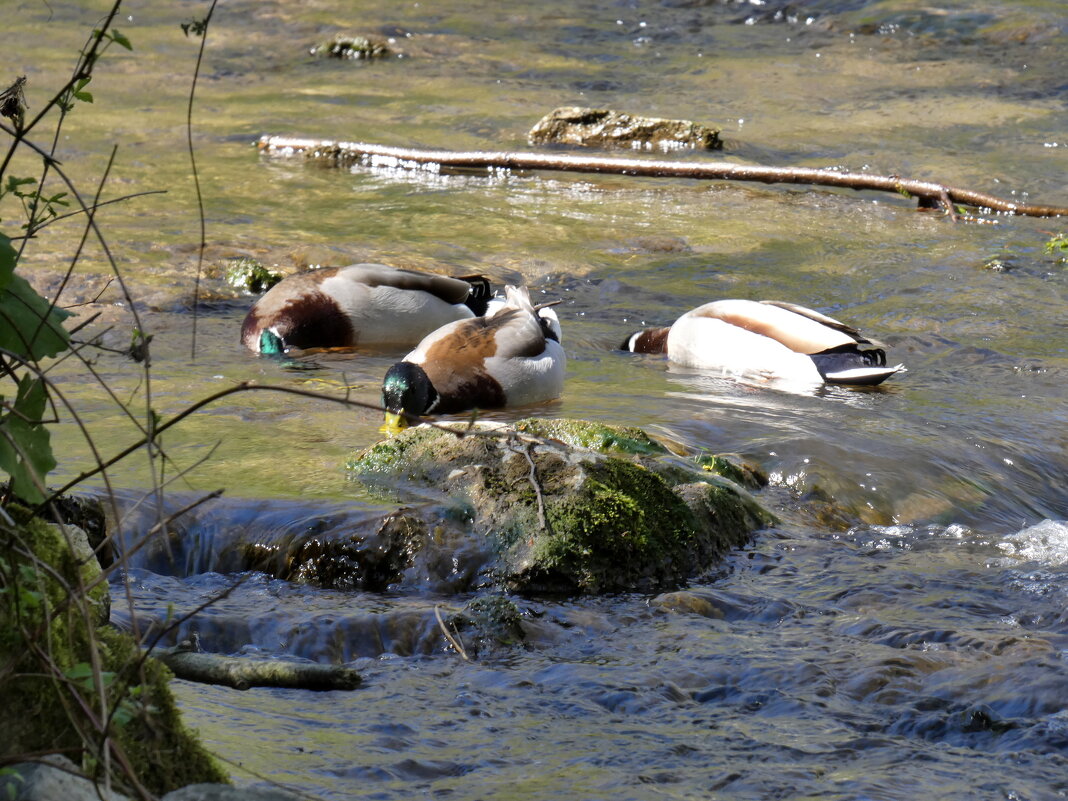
[0,3,229,794]
[1044,232,1068,264]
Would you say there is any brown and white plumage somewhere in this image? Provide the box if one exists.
[623,299,904,387]
[240,263,492,354]
[381,285,565,431]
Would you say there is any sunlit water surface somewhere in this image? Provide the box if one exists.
[7,0,1068,798]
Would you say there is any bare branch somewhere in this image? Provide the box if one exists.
[258,135,1068,219]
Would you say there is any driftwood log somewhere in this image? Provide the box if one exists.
[154,646,362,691]
[257,135,1068,219]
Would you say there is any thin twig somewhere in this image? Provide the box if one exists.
[7,190,168,239]
[434,604,470,661]
[186,0,219,361]
[510,433,550,534]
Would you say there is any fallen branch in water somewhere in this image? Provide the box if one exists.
[154,645,362,691]
[257,135,1068,219]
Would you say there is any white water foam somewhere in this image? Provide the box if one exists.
[997,519,1068,565]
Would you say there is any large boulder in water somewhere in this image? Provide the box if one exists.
[346,418,773,594]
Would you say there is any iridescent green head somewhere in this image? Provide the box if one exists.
[258,329,286,356]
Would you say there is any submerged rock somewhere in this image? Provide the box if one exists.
[310,34,392,60]
[347,418,773,594]
[0,756,302,801]
[447,594,526,659]
[529,106,722,152]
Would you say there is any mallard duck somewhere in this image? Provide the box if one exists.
[381,285,565,432]
[240,263,492,354]
[622,299,904,386]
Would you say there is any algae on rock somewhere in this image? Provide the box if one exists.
[0,507,228,795]
[347,418,774,594]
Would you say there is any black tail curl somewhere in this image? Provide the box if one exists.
[458,275,494,316]
[809,344,887,378]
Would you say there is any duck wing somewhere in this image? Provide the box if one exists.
[759,300,886,347]
[691,299,864,355]
[337,263,481,305]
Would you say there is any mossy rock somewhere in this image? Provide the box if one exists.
[696,453,768,491]
[0,507,228,795]
[224,257,282,294]
[529,106,722,151]
[448,594,525,658]
[347,419,774,594]
[513,417,666,455]
[310,34,392,60]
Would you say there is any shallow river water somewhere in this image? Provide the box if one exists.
[6,0,1068,799]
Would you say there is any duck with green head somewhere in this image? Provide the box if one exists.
[381,285,565,433]
[241,263,492,355]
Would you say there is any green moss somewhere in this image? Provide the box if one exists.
[346,420,772,594]
[536,458,698,591]
[696,453,769,490]
[0,509,228,795]
[451,595,524,648]
[513,417,667,455]
[346,424,450,477]
[688,480,778,532]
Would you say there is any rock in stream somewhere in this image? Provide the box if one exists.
[345,418,773,594]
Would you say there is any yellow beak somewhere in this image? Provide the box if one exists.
[379,411,408,436]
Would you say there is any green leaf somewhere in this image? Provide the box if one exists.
[111,29,133,50]
[0,232,15,291]
[4,176,36,193]
[0,374,56,503]
[64,662,96,682]
[71,77,94,103]
[0,272,72,359]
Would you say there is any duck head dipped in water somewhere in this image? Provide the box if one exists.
[623,299,904,387]
[241,263,492,355]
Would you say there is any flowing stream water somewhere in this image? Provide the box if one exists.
[6,0,1068,798]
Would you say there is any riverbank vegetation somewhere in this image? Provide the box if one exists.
[0,4,230,795]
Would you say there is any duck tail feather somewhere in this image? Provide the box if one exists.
[458,274,493,315]
[822,364,906,386]
[811,346,905,385]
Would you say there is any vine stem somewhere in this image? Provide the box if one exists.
[186,0,220,361]
[258,135,1068,219]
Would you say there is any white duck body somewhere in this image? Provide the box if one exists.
[241,263,491,354]
[663,300,904,386]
